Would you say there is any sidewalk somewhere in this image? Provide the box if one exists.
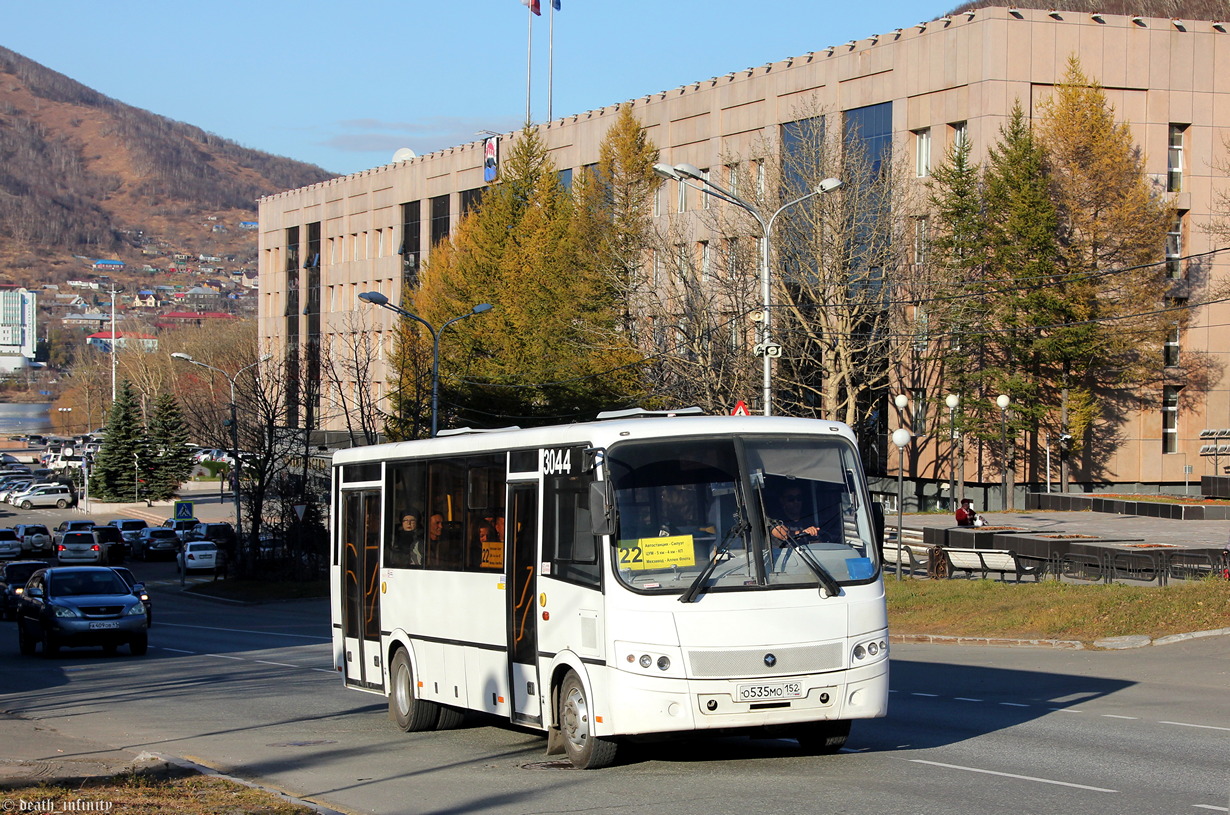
[0,712,166,786]
[79,480,237,525]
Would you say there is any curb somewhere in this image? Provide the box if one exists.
[144,751,353,815]
[893,627,1230,650]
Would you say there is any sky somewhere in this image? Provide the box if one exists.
[3,1,952,177]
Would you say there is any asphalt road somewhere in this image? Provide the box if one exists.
[1,549,1228,814]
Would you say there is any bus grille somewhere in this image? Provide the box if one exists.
[686,642,843,678]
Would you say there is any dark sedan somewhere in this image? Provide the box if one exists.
[109,566,152,627]
[0,559,47,620]
[16,566,149,656]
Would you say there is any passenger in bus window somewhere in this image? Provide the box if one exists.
[392,511,423,567]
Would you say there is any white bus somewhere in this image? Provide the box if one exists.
[330,412,889,768]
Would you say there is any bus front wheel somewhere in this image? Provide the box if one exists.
[558,670,617,769]
[389,648,440,732]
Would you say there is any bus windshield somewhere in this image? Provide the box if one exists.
[608,435,878,596]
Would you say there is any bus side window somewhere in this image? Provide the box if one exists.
[547,474,600,588]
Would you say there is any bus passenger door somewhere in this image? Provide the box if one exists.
[341,489,383,690]
[507,483,542,725]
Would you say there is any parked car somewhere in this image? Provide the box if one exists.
[0,559,47,620]
[177,541,218,573]
[16,566,148,656]
[186,522,236,552]
[105,519,148,547]
[109,566,151,627]
[53,520,95,548]
[162,518,200,541]
[91,526,126,564]
[14,524,51,554]
[0,529,21,559]
[133,527,181,560]
[56,531,105,565]
[0,480,32,503]
[11,483,77,509]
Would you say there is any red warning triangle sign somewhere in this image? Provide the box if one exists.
[731,400,751,416]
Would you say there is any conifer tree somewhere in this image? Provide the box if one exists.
[145,392,194,501]
[89,380,145,502]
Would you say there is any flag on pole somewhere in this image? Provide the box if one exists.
[522,0,541,15]
[552,0,561,9]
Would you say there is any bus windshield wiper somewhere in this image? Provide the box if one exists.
[779,531,843,599]
[678,518,748,604]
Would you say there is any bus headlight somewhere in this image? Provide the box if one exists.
[851,636,888,664]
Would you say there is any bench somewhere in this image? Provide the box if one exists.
[882,541,937,577]
[943,547,1041,583]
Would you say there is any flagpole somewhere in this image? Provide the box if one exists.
[547,2,555,121]
[525,7,533,122]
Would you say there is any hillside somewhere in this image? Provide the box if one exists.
[947,1,1229,20]
[0,45,336,287]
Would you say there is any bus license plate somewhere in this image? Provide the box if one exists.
[89,621,119,630]
[736,681,804,702]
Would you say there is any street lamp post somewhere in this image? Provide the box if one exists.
[172,353,271,561]
[652,162,841,416]
[358,292,493,437]
[996,394,1011,511]
[945,393,960,508]
[891,427,912,580]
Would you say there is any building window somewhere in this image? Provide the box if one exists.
[700,241,710,283]
[1162,385,1181,453]
[914,128,931,177]
[677,178,688,213]
[1168,124,1186,193]
[460,187,485,216]
[914,216,929,265]
[430,194,450,247]
[1166,211,1185,279]
[1164,321,1181,367]
[910,389,927,435]
[701,169,711,209]
[728,163,739,196]
[558,168,573,190]
[951,121,968,149]
[653,181,662,218]
[400,201,421,287]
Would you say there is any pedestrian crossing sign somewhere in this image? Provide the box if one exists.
[175,500,195,520]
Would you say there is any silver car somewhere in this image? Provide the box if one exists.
[14,524,51,554]
[0,529,21,559]
[11,483,76,509]
[56,531,104,565]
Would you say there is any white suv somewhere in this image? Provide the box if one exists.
[12,483,76,509]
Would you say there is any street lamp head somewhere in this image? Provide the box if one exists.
[817,177,843,194]
[996,394,1011,410]
[170,352,194,362]
[358,291,389,307]
[891,428,912,449]
[893,394,909,410]
[945,393,960,409]
[652,163,682,181]
[673,162,706,181]
[471,303,494,315]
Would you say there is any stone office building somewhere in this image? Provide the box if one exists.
[258,5,1230,492]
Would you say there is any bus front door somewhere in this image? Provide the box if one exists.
[507,483,542,725]
[341,488,383,690]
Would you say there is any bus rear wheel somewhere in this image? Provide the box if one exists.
[558,670,617,769]
[388,648,440,732]
[794,719,851,754]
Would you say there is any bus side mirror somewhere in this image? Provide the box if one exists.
[589,481,615,536]
[871,501,885,547]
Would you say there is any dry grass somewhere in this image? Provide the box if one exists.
[887,576,1230,642]
[1,771,316,814]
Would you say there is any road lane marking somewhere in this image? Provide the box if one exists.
[157,623,330,641]
[159,648,197,654]
[254,660,299,668]
[999,702,1030,708]
[911,693,939,697]
[953,697,982,702]
[1192,806,1228,812]
[204,654,246,660]
[908,759,1117,793]
[1101,715,1138,720]
[1161,721,1230,732]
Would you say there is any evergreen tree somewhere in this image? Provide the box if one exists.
[145,392,194,501]
[89,380,144,502]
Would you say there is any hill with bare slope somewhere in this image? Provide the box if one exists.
[0,45,335,286]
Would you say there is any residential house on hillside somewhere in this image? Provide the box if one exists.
[181,286,224,312]
[155,311,238,329]
[130,291,158,308]
[86,331,157,353]
[61,312,109,330]
[90,260,124,272]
